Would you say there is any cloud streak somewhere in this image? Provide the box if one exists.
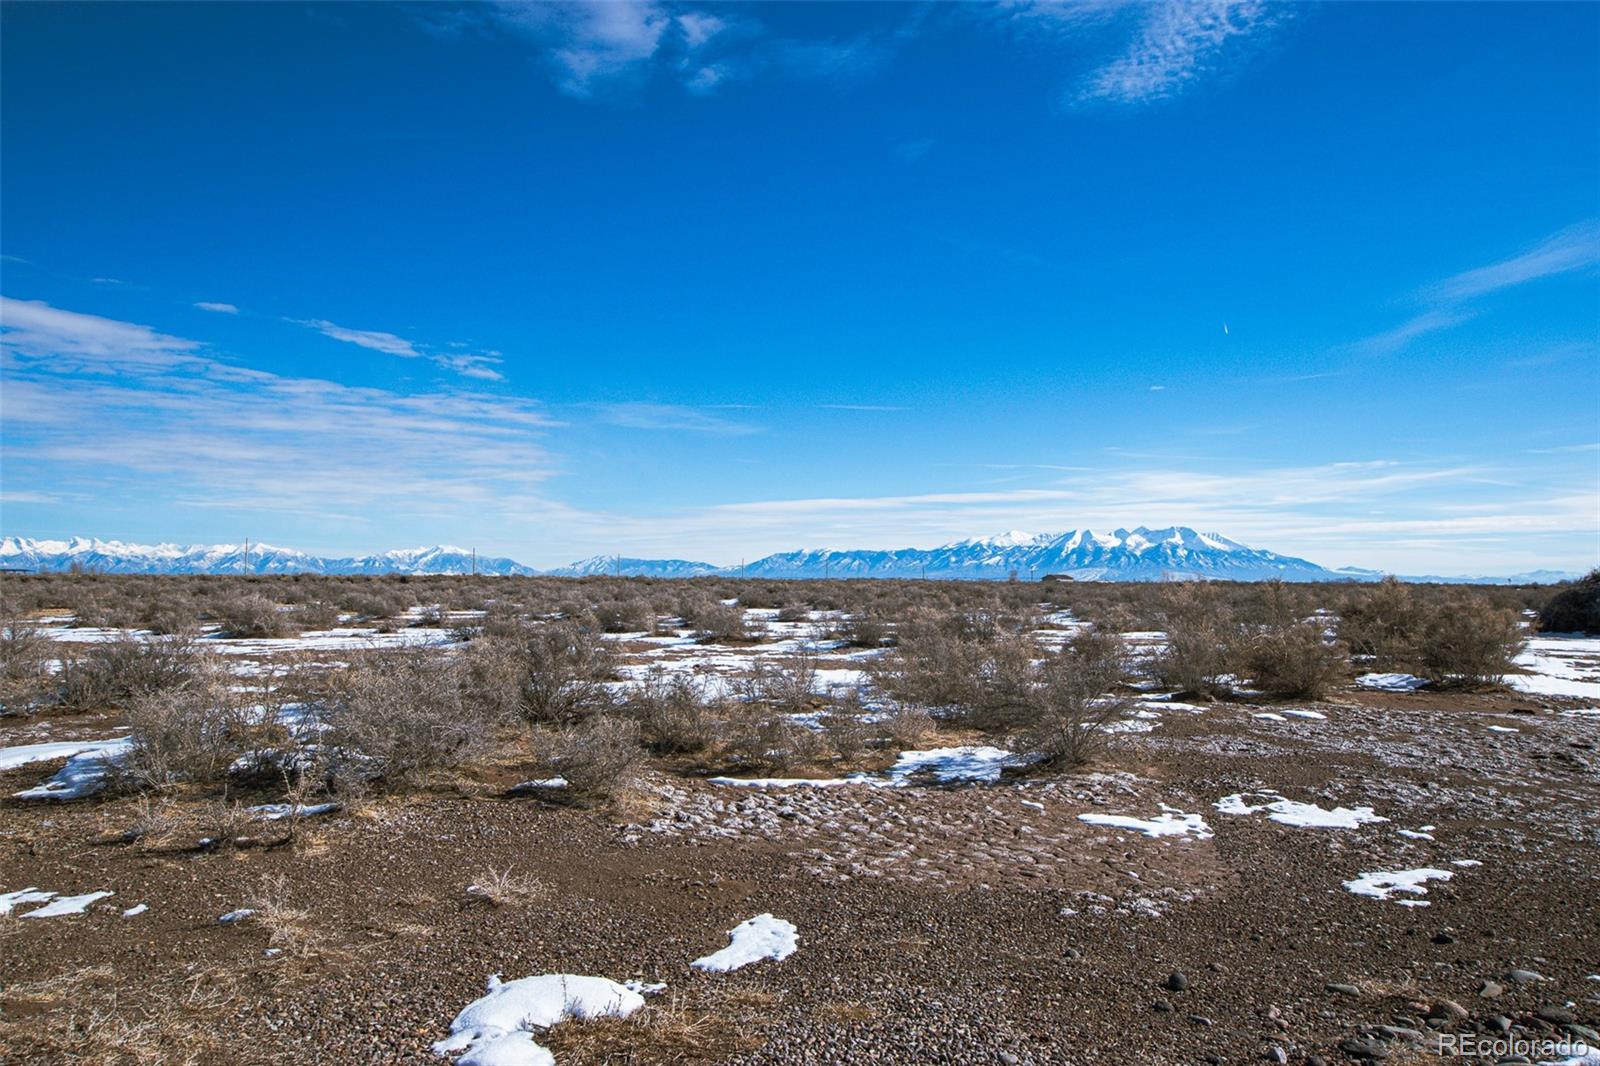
[1356,219,1600,354]
[477,0,891,98]
[1080,0,1285,105]
[294,317,505,381]
[3,297,559,526]
[595,402,757,435]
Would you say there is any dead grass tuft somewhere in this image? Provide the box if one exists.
[466,866,546,907]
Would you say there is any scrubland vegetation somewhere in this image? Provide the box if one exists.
[0,569,1560,815]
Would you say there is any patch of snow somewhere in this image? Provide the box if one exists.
[1078,807,1213,839]
[0,888,56,915]
[1355,672,1428,692]
[708,775,866,788]
[21,891,113,918]
[248,802,340,821]
[122,903,148,917]
[1507,674,1600,699]
[433,973,646,1066]
[0,736,132,771]
[1397,829,1435,841]
[12,748,126,801]
[1487,725,1520,733]
[1216,792,1388,829]
[218,908,258,924]
[622,980,667,996]
[887,745,1027,784]
[1252,712,1288,722]
[691,914,799,972]
[1281,709,1326,720]
[1342,867,1452,905]
[1450,858,1482,867]
[509,777,570,792]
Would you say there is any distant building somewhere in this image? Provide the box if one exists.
[1041,573,1075,583]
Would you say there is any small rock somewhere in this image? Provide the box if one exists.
[1536,1005,1576,1025]
[1164,972,1190,992]
[1338,1036,1389,1060]
[997,1053,1019,1066]
[1264,1047,1287,1065]
[1062,947,1081,960]
[1325,982,1361,997]
[1476,980,1504,999]
[1508,969,1545,984]
[1566,1023,1600,1042]
[1306,1057,1328,1066]
[1187,1014,1213,1027]
[1486,1015,1512,1033]
[1152,1000,1174,1013]
[1428,999,1468,1022]
[1431,931,1456,944]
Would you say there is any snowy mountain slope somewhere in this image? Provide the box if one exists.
[732,526,1337,582]
[2,532,1579,583]
[545,555,722,578]
[0,537,534,576]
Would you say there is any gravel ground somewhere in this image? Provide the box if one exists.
[2,684,1597,1065]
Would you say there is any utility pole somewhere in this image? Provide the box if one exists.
[243,537,250,575]
[471,548,477,576]
[614,554,621,578]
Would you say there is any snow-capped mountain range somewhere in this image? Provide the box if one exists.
[0,531,1578,583]
[0,537,536,577]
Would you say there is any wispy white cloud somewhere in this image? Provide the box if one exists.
[298,318,422,358]
[293,316,508,381]
[1430,220,1600,301]
[999,0,1287,107]
[3,298,562,525]
[1,296,202,371]
[1080,0,1284,105]
[1356,219,1600,354]
[817,403,906,412]
[595,402,757,435]
[477,0,889,98]
[194,301,239,314]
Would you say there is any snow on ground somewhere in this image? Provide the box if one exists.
[1355,673,1428,692]
[218,908,257,923]
[709,744,1037,790]
[1281,709,1327,720]
[0,736,132,771]
[20,891,114,918]
[1078,807,1213,839]
[1506,672,1600,699]
[887,745,1028,784]
[691,914,799,972]
[0,888,57,915]
[1253,713,1287,723]
[433,973,647,1066]
[1342,867,1453,905]
[1508,636,1600,699]
[1487,725,1520,733]
[1216,792,1388,829]
[12,746,129,801]
[122,903,148,917]
[707,775,868,789]
[248,802,340,821]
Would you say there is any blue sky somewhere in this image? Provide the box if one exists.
[2,1,1597,574]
